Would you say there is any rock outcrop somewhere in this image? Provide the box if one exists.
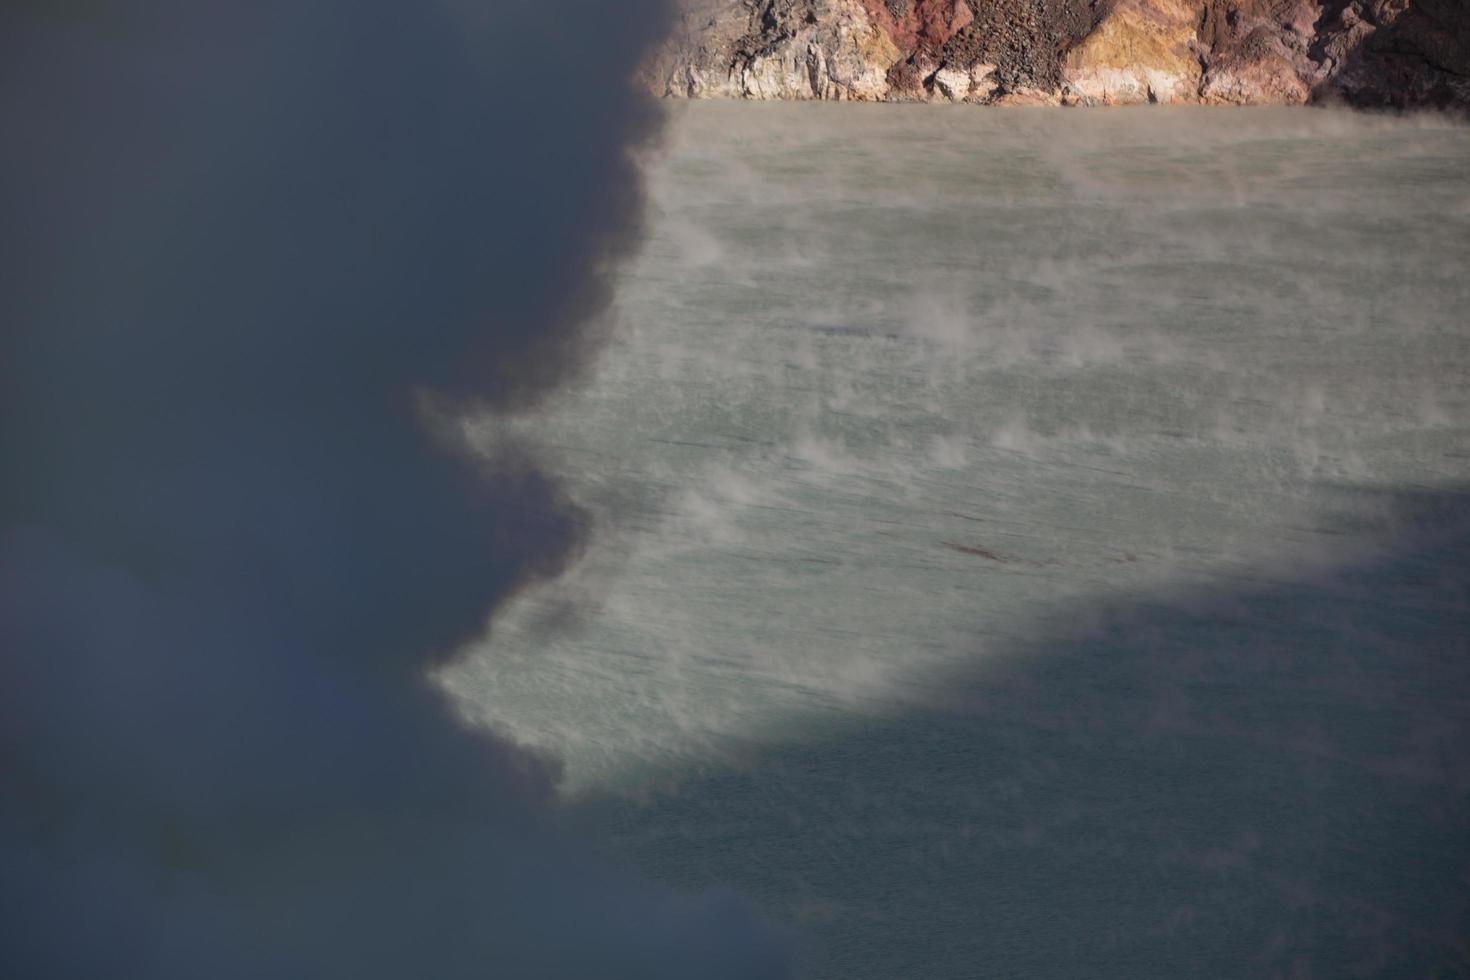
[646,0,1469,108]
[1062,0,1205,104]
[646,0,900,100]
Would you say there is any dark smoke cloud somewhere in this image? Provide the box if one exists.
[0,2,789,976]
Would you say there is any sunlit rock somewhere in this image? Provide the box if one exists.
[1062,0,1201,104]
[650,0,1468,108]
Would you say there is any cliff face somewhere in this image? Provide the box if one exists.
[646,0,1470,107]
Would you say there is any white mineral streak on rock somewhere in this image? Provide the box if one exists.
[655,0,896,100]
[742,1,897,99]
[932,66,971,101]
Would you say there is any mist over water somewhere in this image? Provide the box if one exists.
[443,105,1469,977]
[445,106,1468,760]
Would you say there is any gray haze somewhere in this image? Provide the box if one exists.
[0,4,789,978]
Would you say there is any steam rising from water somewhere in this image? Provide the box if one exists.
[443,105,1470,789]
[437,102,1469,979]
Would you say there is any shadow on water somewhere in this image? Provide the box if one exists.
[570,487,1470,979]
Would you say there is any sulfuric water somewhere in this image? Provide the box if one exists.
[441,104,1470,978]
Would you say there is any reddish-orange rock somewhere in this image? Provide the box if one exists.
[650,0,1469,108]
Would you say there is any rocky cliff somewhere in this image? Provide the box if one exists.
[645,0,1470,107]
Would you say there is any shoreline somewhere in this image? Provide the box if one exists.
[648,93,1470,119]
